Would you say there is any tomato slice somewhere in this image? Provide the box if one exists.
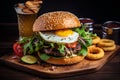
[13,42,23,57]
[66,42,78,48]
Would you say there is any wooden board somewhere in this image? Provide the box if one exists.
[0,46,120,78]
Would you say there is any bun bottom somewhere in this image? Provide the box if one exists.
[45,56,84,65]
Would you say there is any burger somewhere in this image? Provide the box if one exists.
[14,11,93,65]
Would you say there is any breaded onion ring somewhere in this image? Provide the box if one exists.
[92,36,100,45]
[86,46,104,60]
[97,39,115,47]
[100,45,116,51]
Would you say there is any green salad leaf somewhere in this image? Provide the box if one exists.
[21,37,34,55]
[78,45,87,56]
[19,35,45,55]
[39,54,50,61]
[72,25,97,56]
[57,44,66,54]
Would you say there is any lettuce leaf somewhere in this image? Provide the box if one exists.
[57,44,66,54]
[72,25,97,56]
[39,54,50,61]
[78,45,87,56]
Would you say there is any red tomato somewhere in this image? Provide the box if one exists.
[66,42,78,48]
[13,42,23,57]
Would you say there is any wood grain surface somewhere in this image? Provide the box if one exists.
[0,46,120,78]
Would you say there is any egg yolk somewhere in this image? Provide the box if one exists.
[55,29,74,37]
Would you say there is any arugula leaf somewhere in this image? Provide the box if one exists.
[57,44,65,54]
[85,38,92,47]
[73,25,96,48]
[50,43,55,48]
[23,39,34,55]
[35,43,40,52]
[19,34,46,55]
[19,37,29,44]
[72,25,97,56]
[34,38,44,52]
[91,33,97,37]
[28,42,34,54]
[23,43,30,55]
[78,45,87,56]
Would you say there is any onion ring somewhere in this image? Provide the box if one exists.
[86,46,104,60]
[97,39,115,47]
[100,45,116,51]
[92,36,100,45]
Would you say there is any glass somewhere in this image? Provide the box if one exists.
[102,21,120,45]
[17,13,37,37]
[14,3,40,40]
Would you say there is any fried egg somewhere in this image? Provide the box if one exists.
[39,29,79,44]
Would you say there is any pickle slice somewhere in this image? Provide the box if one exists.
[21,55,37,64]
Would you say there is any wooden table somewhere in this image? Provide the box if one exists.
[0,23,120,80]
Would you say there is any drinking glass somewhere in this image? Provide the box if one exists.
[14,3,40,40]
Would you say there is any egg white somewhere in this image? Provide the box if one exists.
[39,31,79,44]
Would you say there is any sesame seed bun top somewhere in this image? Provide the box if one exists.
[33,11,81,32]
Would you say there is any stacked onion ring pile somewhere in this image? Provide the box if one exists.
[86,36,116,60]
[97,39,116,51]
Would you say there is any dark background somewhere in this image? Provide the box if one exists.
[0,0,120,24]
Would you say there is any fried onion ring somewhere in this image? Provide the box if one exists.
[92,36,100,45]
[97,39,115,47]
[86,46,104,60]
[100,45,116,51]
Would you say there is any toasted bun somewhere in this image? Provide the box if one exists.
[45,56,84,65]
[33,11,81,31]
